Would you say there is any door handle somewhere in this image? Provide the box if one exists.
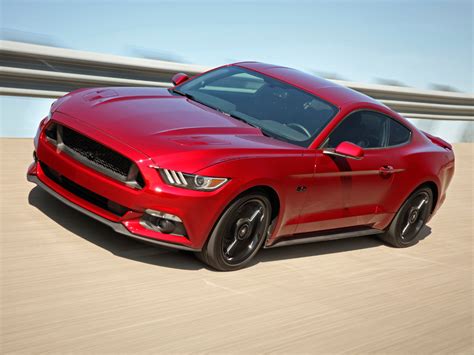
[379,165,395,176]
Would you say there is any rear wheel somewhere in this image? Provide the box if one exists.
[380,187,433,248]
[196,192,272,271]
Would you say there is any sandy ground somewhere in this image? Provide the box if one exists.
[0,139,472,354]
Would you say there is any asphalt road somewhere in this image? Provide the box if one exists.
[1,139,472,354]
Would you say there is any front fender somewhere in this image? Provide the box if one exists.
[196,153,314,239]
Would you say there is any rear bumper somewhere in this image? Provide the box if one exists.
[27,174,200,252]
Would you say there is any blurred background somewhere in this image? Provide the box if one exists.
[1,3,473,353]
[1,0,472,141]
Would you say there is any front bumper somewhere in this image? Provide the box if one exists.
[28,113,234,251]
[27,174,199,252]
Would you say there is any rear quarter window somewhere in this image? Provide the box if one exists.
[389,118,411,146]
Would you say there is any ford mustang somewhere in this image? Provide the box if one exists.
[27,62,455,270]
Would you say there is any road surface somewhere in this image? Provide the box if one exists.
[1,139,472,354]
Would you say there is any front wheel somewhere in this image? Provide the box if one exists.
[380,187,433,248]
[196,192,272,271]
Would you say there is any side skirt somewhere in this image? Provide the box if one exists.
[265,227,383,248]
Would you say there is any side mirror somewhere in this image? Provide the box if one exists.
[323,141,364,160]
[171,73,189,86]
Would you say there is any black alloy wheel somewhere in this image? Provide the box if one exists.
[380,187,433,248]
[196,192,272,271]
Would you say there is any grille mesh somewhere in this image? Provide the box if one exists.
[61,125,132,179]
[44,123,145,188]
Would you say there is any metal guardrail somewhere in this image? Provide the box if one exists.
[1,40,473,122]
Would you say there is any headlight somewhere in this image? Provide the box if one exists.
[158,168,228,191]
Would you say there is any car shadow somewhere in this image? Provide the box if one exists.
[256,224,431,266]
[28,187,205,271]
[28,186,432,271]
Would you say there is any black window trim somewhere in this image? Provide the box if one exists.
[318,108,413,151]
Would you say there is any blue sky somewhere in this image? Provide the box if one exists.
[0,0,472,139]
[1,0,472,91]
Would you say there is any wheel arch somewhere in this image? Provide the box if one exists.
[197,183,282,268]
[238,185,281,223]
[415,180,439,214]
[384,178,440,231]
[202,183,283,250]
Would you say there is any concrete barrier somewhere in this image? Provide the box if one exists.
[1,40,472,141]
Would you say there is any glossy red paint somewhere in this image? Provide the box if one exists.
[171,72,189,86]
[27,62,455,252]
[333,141,365,159]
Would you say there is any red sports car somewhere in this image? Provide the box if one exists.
[27,62,455,270]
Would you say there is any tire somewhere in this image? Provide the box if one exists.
[196,192,272,271]
[380,186,433,248]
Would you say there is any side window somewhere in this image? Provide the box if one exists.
[325,111,388,149]
[388,118,411,146]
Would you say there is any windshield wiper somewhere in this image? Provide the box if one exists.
[171,88,195,100]
[172,89,271,137]
[223,111,255,127]
[172,89,219,112]
[222,111,272,137]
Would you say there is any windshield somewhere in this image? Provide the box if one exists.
[172,66,338,147]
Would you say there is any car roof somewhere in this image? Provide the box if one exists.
[233,62,383,109]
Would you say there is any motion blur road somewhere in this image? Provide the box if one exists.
[1,139,472,354]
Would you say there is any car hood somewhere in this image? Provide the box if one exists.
[55,87,301,172]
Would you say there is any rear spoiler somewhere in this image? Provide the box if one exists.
[422,131,452,150]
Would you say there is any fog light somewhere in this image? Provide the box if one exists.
[157,218,175,234]
[140,209,187,237]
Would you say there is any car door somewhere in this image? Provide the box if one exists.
[295,110,406,234]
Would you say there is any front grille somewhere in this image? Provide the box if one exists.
[45,123,144,188]
[40,161,128,216]
[61,125,131,179]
